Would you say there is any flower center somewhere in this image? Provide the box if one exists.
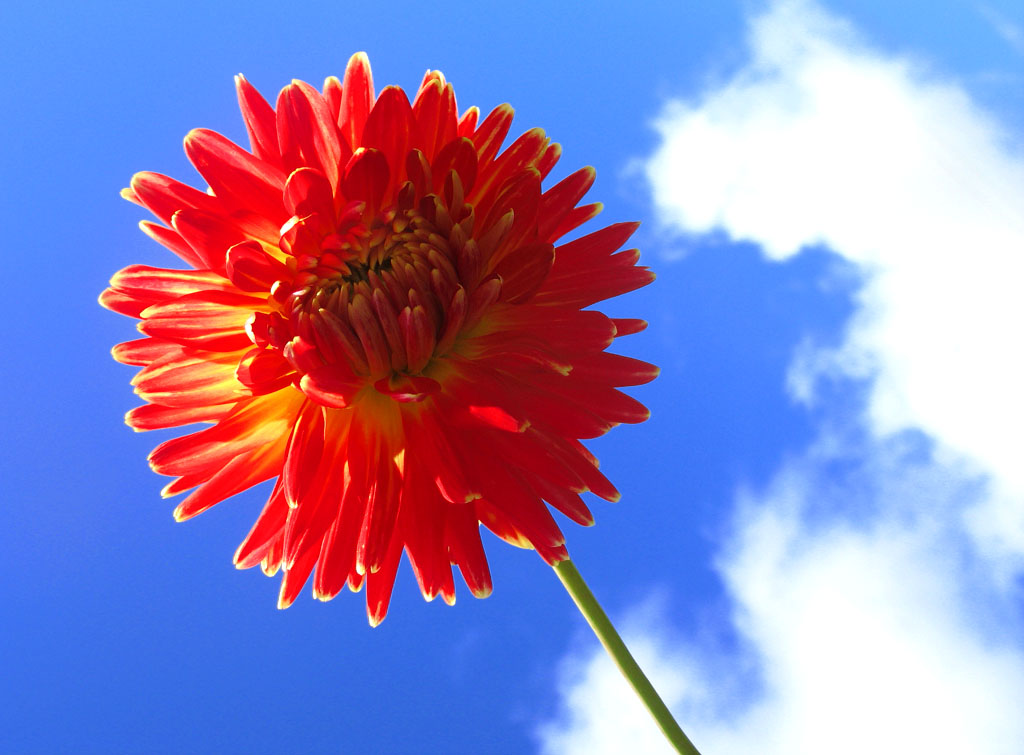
[251,184,500,410]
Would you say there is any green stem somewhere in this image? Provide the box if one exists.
[553,559,701,755]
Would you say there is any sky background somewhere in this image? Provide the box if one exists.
[2,1,1022,753]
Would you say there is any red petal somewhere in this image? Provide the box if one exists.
[361,86,414,192]
[431,137,478,196]
[126,402,229,431]
[339,52,375,151]
[138,221,205,269]
[281,80,347,190]
[373,374,440,403]
[234,482,288,569]
[278,543,319,609]
[282,401,326,506]
[403,412,477,504]
[108,264,233,301]
[550,202,603,242]
[235,347,294,394]
[225,241,289,293]
[457,106,479,138]
[173,440,285,521]
[446,504,492,598]
[478,169,542,259]
[612,318,648,336]
[283,166,336,228]
[542,253,655,307]
[299,365,365,408]
[570,352,659,386]
[553,221,640,266]
[365,527,404,626]
[493,241,554,304]
[170,208,249,272]
[399,462,453,602]
[472,128,548,205]
[537,167,595,241]
[130,171,219,226]
[356,450,402,576]
[537,141,561,179]
[235,74,280,163]
[323,76,343,120]
[132,349,246,407]
[342,148,389,217]
[112,337,178,366]
[470,103,514,167]
[411,72,458,162]
[99,288,148,318]
[184,128,289,225]
[139,289,266,352]
[148,393,298,478]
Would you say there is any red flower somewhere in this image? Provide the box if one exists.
[102,53,656,624]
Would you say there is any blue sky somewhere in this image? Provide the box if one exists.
[2,1,1022,753]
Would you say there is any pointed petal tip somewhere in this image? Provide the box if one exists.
[470,584,493,599]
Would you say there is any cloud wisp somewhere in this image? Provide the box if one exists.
[540,1,1024,752]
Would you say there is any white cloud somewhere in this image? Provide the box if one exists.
[645,0,1024,573]
[647,0,1024,508]
[541,1,1024,752]
[540,439,1024,755]
[537,617,698,755]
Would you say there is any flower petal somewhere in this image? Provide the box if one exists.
[139,290,266,352]
[184,128,289,225]
[339,52,375,151]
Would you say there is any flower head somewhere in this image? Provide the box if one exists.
[102,53,656,624]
